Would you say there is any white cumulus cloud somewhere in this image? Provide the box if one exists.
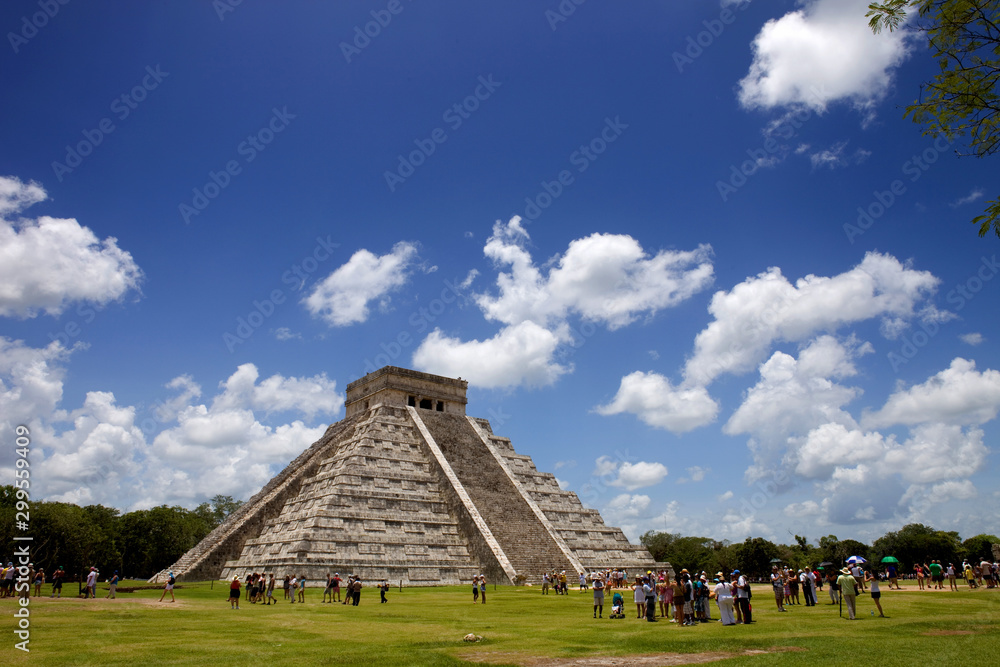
[0,175,143,318]
[738,0,911,115]
[413,217,713,390]
[594,370,719,433]
[684,252,938,386]
[862,358,1000,429]
[412,320,568,389]
[304,241,417,326]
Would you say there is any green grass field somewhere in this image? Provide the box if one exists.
[2,580,998,666]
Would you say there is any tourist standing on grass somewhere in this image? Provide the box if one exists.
[474,574,480,602]
[107,571,119,599]
[283,575,291,600]
[827,571,840,604]
[50,565,64,598]
[734,570,752,624]
[479,574,486,604]
[886,563,899,589]
[332,573,342,602]
[714,574,735,626]
[929,560,943,589]
[797,570,811,606]
[837,567,858,620]
[657,576,669,618]
[915,564,925,590]
[682,572,696,626]
[85,567,98,599]
[159,571,176,603]
[700,574,713,621]
[267,573,277,605]
[229,575,241,609]
[865,571,884,617]
[380,580,389,603]
[946,563,957,591]
[770,566,786,612]
[32,568,44,597]
[592,573,605,618]
[964,562,976,588]
[323,573,333,603]
[643,576,657,622]
[342,576,352,604]
[631,575,644,619]
[671,575,685,624]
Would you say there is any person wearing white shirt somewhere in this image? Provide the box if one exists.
[734,570,752,624]
[714,573,736,625]
[85,568,97,599]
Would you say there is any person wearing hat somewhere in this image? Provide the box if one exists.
[106,571,119,599]
[698,574,713,621]
[770,565,787,612]
[50,565,64,598]
[229,575,241,609]
[592,572,605,618]
[836,567,858,619]
[642,575,657,621]
[159,571,176,602]
[733,570,752,624]
[714,573,736,625]
[85,567,98,599]
[798,569,814,607]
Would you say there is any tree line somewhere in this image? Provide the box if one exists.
[0,486,241,580]
[641,524,999,579]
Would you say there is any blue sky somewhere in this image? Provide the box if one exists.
[1,0,998,546]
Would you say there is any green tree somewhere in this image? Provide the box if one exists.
[193,494,244,530]
[867,0,1000,237]
[732,537,780,579]
[118,505,214,578]
[962,533,1000,561]
[871,523,963,569]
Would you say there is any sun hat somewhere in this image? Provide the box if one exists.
[840,567,852,575]
[732,570,740,575]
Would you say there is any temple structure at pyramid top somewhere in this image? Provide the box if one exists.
[155,367,667,585]
[344,365,468,417]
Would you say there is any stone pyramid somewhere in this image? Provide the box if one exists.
[156,367,662,585]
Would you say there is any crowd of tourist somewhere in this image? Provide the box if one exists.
[565,558,1000,624]
[224,572,392,609]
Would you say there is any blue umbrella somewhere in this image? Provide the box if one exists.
[846,556,867,564]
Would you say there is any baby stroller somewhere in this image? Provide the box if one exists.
[609,592,625,619]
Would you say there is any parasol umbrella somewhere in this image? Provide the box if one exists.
[770,558,783,563]
[819,561,834,567]
[881,556,899,564]
[846,556,867,564]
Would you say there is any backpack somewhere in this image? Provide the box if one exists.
[168,576,175,586]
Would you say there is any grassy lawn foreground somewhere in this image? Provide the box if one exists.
[2,581,998,666]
